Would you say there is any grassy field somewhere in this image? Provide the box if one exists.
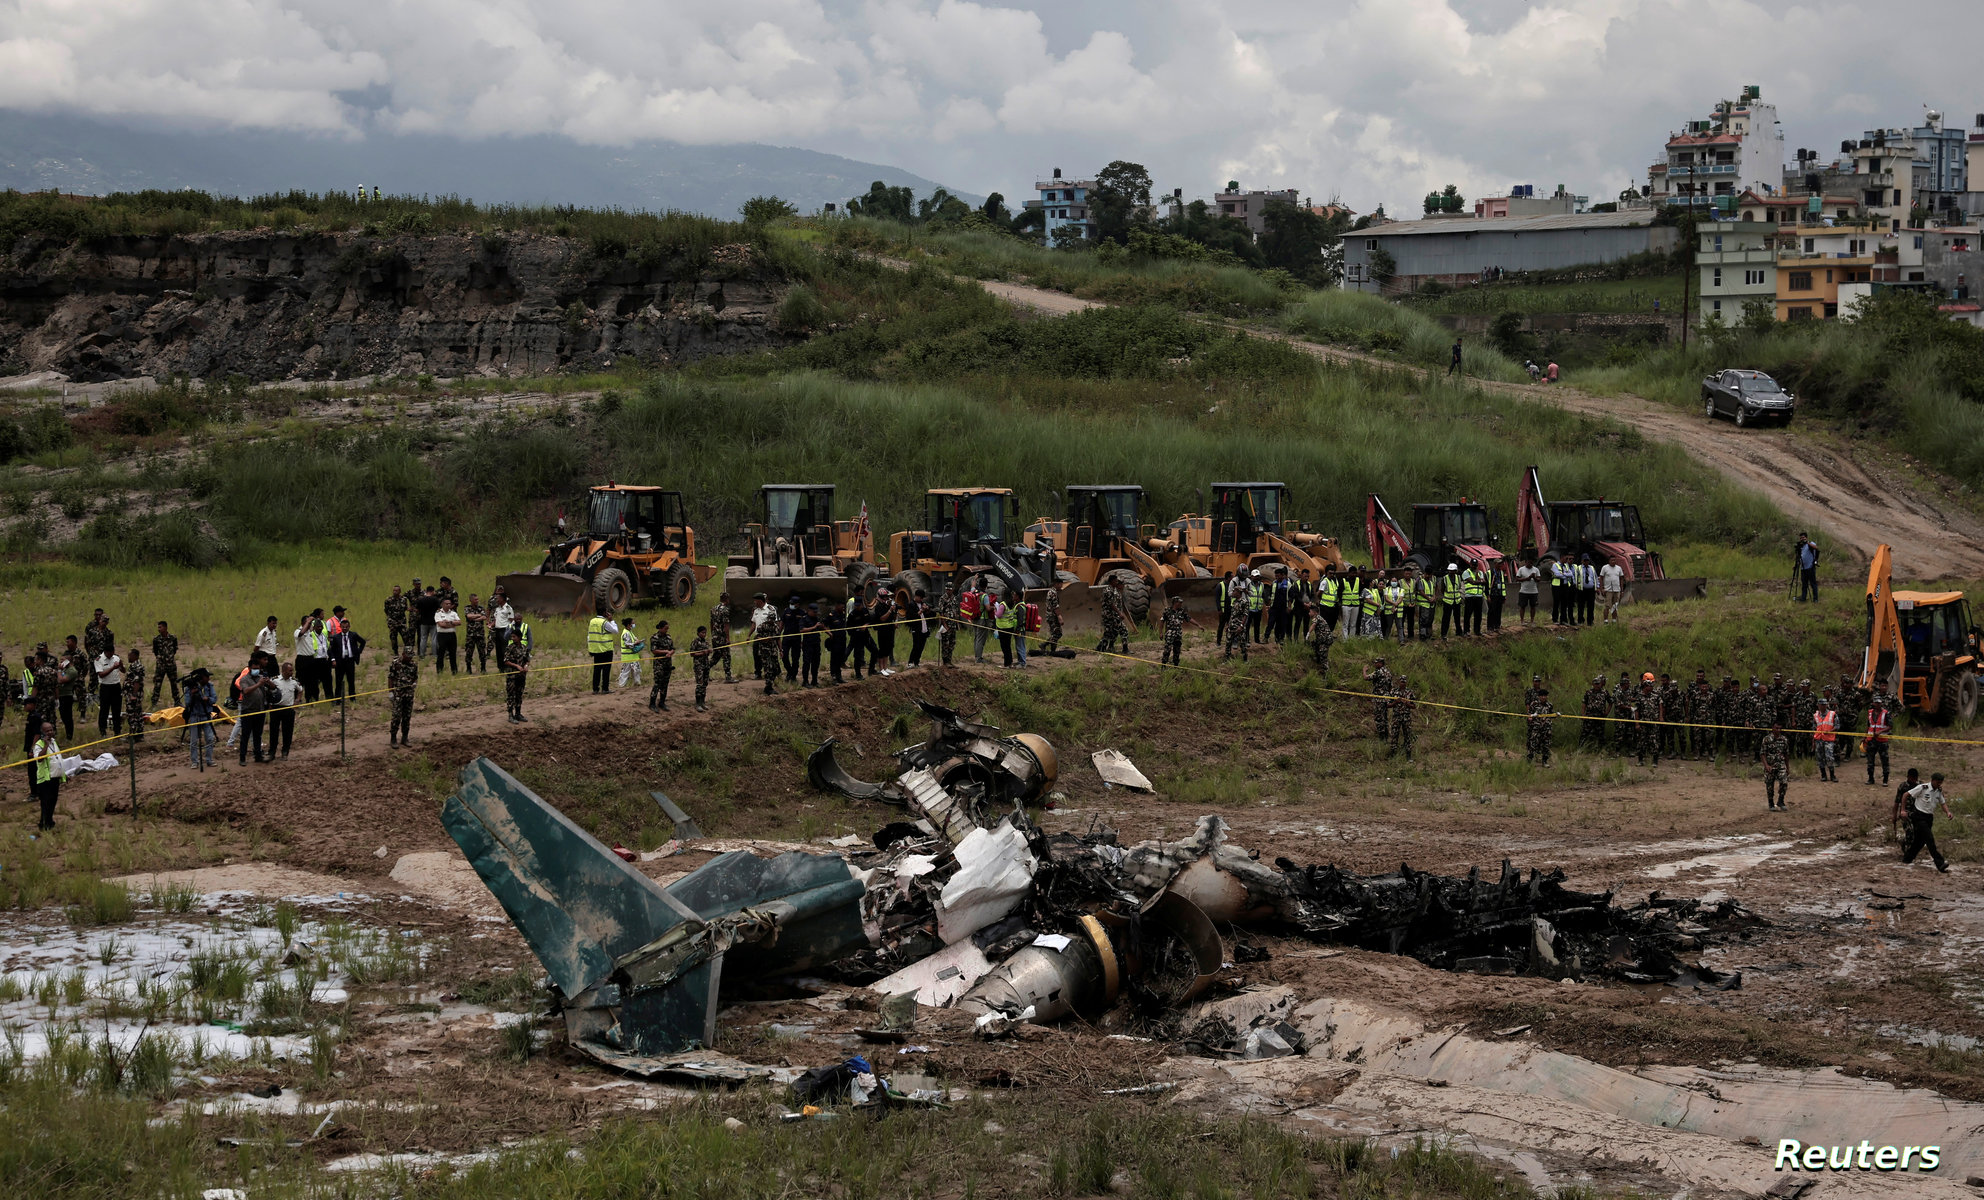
[1400,274,1685,317]
[1279,291,1529,381]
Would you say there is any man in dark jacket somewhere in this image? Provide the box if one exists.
[327,609,367,702]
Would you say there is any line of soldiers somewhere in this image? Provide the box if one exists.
[1567,670,1897,776]
[1359,656,1417,760]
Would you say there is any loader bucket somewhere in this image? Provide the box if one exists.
[723,572,850,616]
[1052,580,1105,629]
[1625,578,1707,604]
[1158,576,1225,624]
[496,571,594,618]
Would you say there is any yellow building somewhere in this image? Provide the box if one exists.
[1776,226,1878,320]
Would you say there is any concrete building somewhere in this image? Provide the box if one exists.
[1961,114,1984,220]
[1341,212,1679,295]
[1921,225,1979,301]
[1026,169,1097,247]
[1648,86,1784,211]
[1695,221,1777,326]
[1776,226,1879,320]
[1850,114,1969,245]
[1474,185,1586,219]
[1211,183,1302,236]
[1733,189,1862,226]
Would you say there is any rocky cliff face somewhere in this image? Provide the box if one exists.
[0,231,795,382]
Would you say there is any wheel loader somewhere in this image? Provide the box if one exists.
[1861,543,1980,724]
[722,484,883,614]
[1513,466,1705,603]
[497,485,716,617]
[1022,485,1216,625]
[1158,482,1345,590]
[885,488,1051,604]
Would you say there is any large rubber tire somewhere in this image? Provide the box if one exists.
[1704,394,1717,420]
[893,569,933,605]
[663,562,697,607]
[1941,671,1979,725]
[1735,405,1751,428]
[845,561,880,596]
[1104,569,1153,624]
[1192,562,1213,579]
[725,565,749,580]
[592,567,632,614]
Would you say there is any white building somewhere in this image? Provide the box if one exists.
[1648,86,1785,213]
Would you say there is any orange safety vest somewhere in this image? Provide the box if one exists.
[1812,710,1837,742]
[1866,708,1891,742]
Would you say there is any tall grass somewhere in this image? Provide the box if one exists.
[607,369,1786,556]
[1400,274,1685,317]
[1281,291,1529,383]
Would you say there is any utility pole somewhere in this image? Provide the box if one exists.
[1678,211,1696,351]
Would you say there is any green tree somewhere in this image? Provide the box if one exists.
[917,188,973,224]
[982,192,1008,223]
[1089,160,1154,244]
[846,181,915,222]
[1259,199,1347,286]
[1369,246,1397,286]
[1161,199,1262,267]
[738,195,797,226]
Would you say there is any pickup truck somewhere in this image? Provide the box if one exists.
[1701,369,1795,428]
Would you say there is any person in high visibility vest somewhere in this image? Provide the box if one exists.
[1246,569,1267,644]
[1485,563,1507,632]
[1863,698,1892,785]
[1408,568,1433,640]
[1381,577,1406,643]
[1215,571,1234,647]
[1439,563,1465,640]
[617,618,644,690]
[1460,563,1486,636]
[1359,571,1383,640]
[586,610,619,694]
[31,720,65,831]
[1812,687,1840,782]
[993,596,1020,668]
[1576,555,1599,626]
[1316,566,1342,635]
[1337,570,1362,639]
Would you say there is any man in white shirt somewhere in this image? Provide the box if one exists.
[254,616,283,657]
[1900,772,1954,872]
[491,591,516,672]
[1514,559,1541,626]
[1598,560,1625,624]
[93,648,125,736]
[433,599,463,674]
[269,661,304,759]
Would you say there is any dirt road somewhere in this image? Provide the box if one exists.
[973,275,1984,578]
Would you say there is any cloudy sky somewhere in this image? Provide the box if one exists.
[2,0,1976,212]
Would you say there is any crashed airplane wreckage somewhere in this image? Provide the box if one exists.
[443,707,1752,1070]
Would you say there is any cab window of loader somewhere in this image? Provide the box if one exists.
[966,493,1008,543]
[1901,610,1936,662]
[588,491,627,535]
[766,491,811,534]
[1094,491,1139,539]
[1548,508,1582,550]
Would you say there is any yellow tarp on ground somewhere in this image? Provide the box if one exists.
[144,706,234,729]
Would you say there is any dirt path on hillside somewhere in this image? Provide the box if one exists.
[971,275,1984,578]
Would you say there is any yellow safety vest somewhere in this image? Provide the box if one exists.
[1339,579,1362,611]
[1411,578,1433,606]
[34,739,57,784]
[1317,576,1340,606]
[994,604,1019,631]
[1462,569,1485,598]
[1442,573,1463,604]
[620,631,643,661]
[1383,584,1405,615]
[587,617,614,654]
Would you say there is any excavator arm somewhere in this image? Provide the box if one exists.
[1365,494,1412,570]
[1860,543,1903,697]
[1119,537,1178,587]
[1516,466,1552,559]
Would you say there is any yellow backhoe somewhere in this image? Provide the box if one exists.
[1860,543,1980,724]
[497,485,715,617]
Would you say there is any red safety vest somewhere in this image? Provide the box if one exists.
[1812,710,1836,742]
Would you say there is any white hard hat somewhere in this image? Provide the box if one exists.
[1250,568,1261,578]
[1447,562,1459,571]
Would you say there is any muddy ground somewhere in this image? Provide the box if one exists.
[23,641,1984,1199]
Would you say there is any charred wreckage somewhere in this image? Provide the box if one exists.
[443,702,1753,1074]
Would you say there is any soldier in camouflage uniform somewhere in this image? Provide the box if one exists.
[1387,676,1416,760]
[1634,676,1662,765]
[1708,675,1739,762]
[463,595,490,673]
[1761,725,1790,810]
[1526,689,1556,766]
[1743,679,1769,761]
[1306,601,1334,675]
[83,612,111,701]
[1222,579,1252,661]
[708,599,735,683]
[690,628,713,712]
[387,647,419,746]
[123,647,146,742]
[1684,670,1713,760]
[151,621,180,706]
[1765,673,1790,733]
[28,652,58,761]
[1603,672,1628,753]
[504,618,533,721]
[1579,675,1610,752]
[1158,596,1196,666]
[435,577,459,613]
[1523,674,1548,715]
[1656,673,1684,758]
[1364,657,1394,742]
[937,584,959,667]
[1042,587,1063,653]
[1833,674,1864,764]
[384,586,411,656]
[1097,577,1133,655]
[648,621,675,711]
[1789,679,1816,758]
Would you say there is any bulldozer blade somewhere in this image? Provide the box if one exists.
[496,572,593,618]
[1625,578,1707,604]
[1157,577,1225,624]
[723,573,849,615]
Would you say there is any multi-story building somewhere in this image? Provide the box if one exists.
[1211,183,1302,236]
[1733,189,1861,226]
[1648,86,1784,211]
[1026,168,1098,247]
[1921,225,1979,301]
[1695,221,1777,325]
[1776,226,1879,320]
[1850,113,1969,242]
[1961,114,1984,221]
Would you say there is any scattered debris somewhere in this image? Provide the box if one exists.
[650,791,704,839]
[1091,749,1153,792]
